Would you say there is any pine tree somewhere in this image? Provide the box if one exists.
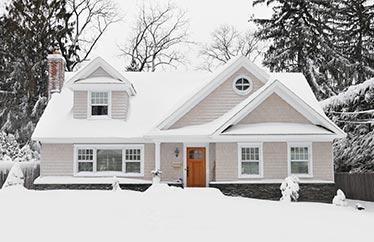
[333,0,374,87]
[252,0,338,99]
[0,0,71,145]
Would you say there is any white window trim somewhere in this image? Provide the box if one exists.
[287,142,313,178]
[74,144,144,177]
[88,91,112,119]
[238,143,263,178]
[232,75,253,96]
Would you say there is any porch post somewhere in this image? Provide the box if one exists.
[155,141,161,171]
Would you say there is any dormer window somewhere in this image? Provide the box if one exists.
[90,91,109,117]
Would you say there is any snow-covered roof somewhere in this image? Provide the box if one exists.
[32,56,345,143]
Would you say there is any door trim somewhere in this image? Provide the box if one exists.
[183,143,209,187]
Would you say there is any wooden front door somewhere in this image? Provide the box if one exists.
[187,147,206,187]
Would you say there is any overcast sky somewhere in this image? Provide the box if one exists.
[91,0,273,71]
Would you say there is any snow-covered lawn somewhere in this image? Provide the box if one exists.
[0,185,373,242]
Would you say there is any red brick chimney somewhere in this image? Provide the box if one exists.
[47,49,65,99]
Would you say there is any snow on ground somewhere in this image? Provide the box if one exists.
[0,185,373,242]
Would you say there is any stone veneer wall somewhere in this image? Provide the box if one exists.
[209,183,336,203]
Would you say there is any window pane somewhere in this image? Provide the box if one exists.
[126,149,142,160]
[291,161,309,174]
[290,146,308,161]
[77,149,93,161]
[78,162,93,172]
[241,162,259,175]
[92,105,108,116]
[126,162,140,173]
[241,147,259,161]
[97,149,122,172]
[91,92,108,105]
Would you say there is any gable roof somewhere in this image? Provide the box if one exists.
[157,56,271,129]
[66,57,136,95]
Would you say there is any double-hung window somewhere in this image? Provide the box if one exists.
[75,145,144,176]
[238,144,263,178]
[77,149,94,172]
[289,144,312,176]
[90,92,109,117]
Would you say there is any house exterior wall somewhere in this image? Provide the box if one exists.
[111,91,129,120]
[73,91,88,119]
[40,143,155,180]
[160,143,183,182]
[209,143,216,182]
[73,91,129,120]
[214,142,333,181]
[170,67,264,128]
[40,144,74,176]
[238,93,311,124]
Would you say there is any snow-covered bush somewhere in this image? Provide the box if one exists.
[0,132,39,162]
[112,177,121,191]
[2,163,25,189]
[151,169,162,184]
[280,176,300,202]
[332,189,347,206]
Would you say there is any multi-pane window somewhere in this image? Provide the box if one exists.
[75,146,143,175]
[240,145,261,176]
[91,92,109,116]
[290,146,310,175]
[124,149,141,173]
[77,149,94,172]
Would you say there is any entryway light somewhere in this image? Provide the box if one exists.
[174,147,180,158]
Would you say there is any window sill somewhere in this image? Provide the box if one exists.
[87,116,111,120]
[238,174,263,179]
[75,172,144,177]
[290,173,313,178]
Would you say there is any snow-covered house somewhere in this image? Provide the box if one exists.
[32,52,345,200]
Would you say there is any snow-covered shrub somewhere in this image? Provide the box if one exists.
[2,163,25,189]
[355,203,365,211]
[332,189,347,206]
[151,169,162,184]
[112,177,121,191]
[280,176,300,202]
[0,132,39,162]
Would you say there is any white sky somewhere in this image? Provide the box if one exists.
[91,0,273,71]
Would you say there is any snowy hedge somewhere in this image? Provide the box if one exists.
[322,78,374,172]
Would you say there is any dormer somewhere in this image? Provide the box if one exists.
[66,57,136,120]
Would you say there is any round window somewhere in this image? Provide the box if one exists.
[233,77,252,95]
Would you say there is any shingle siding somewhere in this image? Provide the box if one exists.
[170,67,264,128]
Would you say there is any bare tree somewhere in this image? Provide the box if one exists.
[120,2,190,72]
[59,0,121,71]
[198,25,264,72]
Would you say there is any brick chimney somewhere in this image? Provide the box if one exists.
[47,49,65,99]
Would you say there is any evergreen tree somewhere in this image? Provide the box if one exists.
[333,0,374,87]
[0,0,71,145]
[252,0,338,99]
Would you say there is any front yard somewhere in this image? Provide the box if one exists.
[0,184,372,242]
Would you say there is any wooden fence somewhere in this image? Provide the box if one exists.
[335,172,374,202]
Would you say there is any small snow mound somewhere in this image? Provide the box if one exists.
[145,183,182,195]
[280,176,300,202]
[2,162,25,190]
[332,189,347,206]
